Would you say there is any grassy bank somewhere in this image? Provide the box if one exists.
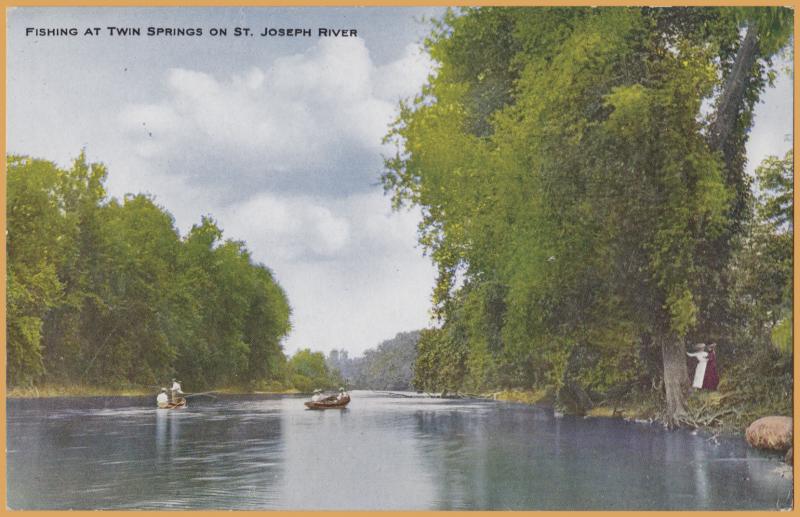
[7,384,302,399]
[7,385,153,398]
[492,388,554,406]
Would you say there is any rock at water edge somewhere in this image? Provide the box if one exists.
[745,416,793,451]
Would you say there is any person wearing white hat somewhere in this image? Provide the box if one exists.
[311,389,323,402]
[686,344,709,390]
[170,378,183,403]
[337,387,348,401]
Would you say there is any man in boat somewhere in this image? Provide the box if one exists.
[337,387,348,401]
[170,378,184,403]
[156,388,169,408]
[311,389,323,402]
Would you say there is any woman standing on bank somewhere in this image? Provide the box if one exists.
[686,344,709,390]
[702,343,719,391]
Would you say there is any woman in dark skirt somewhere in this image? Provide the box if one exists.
[702,343,719,390]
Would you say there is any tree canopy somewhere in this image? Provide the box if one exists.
[382,7,792,424]
[7,153,292,390]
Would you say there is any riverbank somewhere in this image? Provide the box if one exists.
[7,385,152,398]
[492,387,788,438]
[6,385,302,399]
[8,384,785,439]
[492,388,660,422]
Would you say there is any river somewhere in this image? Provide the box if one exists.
[6,391,792,510]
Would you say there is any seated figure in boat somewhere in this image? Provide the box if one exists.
[337,387,348,401]
[170,378,183,403]
[156,388,169,408]
[311,389,323,402]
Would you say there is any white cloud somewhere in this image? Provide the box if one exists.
[278,252,435,356]
[116,37,433,200]
[215,190,434,355]
[373,43,434,100]
[225,193,351,260]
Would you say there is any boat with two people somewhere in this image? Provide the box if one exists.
[155,380,217,409]
[156,387,187,409]
[305,387,350,410]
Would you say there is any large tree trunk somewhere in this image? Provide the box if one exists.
[707,24,760,160]
[660,336,690,427]
[706,23,761,248]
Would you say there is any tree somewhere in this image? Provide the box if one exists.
[289,349,340,392]
[730,150,793,354]
[6,152,293,391]
[6,157,66,385]
[242,265,292,385]
[383,7,792,425]
[81,194,182,384]
[355,331,419,390]
[174,217,292,389]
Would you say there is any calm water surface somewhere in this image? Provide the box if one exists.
[7,391,792,510]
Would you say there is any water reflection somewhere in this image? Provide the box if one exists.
[155,409,167,463]
[279,399,436,509]
[411,402,791,510]
[691,432,711,507]
[7,393,792,510]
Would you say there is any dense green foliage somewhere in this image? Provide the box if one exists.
[327,331,420,390]
[288,348,343,392]
[716,149,794,427]
[7,153,292,390]
[382,7,792,423]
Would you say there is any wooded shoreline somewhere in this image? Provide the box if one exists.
[380,7,793,430]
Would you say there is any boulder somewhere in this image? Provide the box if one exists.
[745,416,793,451]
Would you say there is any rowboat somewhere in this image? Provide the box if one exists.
[305,394,350,410]
[158,397,187,409]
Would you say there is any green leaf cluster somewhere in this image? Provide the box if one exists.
[7,153,292,390]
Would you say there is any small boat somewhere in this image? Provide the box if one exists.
[158,397,187,409]
[304,394,350,410]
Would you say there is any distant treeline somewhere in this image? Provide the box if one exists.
[7,153,293,390]
[327,331,420,390]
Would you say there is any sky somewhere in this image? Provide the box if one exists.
[6,7,793,358]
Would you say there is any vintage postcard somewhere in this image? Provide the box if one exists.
[4,5,794,510]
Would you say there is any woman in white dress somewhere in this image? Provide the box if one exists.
[686,343,709,389]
